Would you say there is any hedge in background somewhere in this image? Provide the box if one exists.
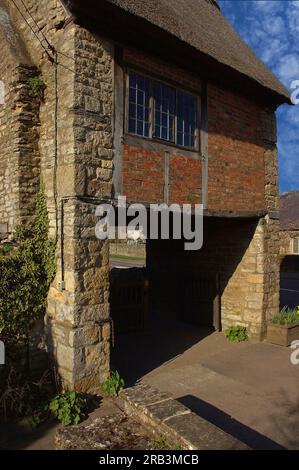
[0,185,56,344]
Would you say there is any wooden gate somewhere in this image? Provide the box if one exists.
[110,268,149,334]
[177,273,221,330]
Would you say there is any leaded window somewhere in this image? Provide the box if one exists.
[127,72,198,149]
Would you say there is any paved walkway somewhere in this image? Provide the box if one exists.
[137,330,299,450]
[112,315,299,449]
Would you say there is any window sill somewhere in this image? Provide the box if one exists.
[123,133,201,160]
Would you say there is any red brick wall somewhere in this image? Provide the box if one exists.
[122,147,202,205]
[120,47,273,211]
[169,156,201,205]
[208,83,265,211]
[122,145,164,203]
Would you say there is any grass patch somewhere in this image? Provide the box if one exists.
[151,435,183,451]
[272,306,299,326]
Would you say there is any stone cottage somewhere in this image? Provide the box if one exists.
[0,0,291,392]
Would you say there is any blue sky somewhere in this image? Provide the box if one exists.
[218,0,299,193]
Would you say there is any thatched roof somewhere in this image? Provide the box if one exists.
[280,192,299,231]
[63,0,290,104]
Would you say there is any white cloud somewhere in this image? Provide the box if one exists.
[284,106,299,126]
[278,138,299,185]
[287,3,299,38]
[252,1,284,14]
[277,54,299,85]
[262,15,286,36]
[260,38,288,65]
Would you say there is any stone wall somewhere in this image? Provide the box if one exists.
[0,0,112,391]
[280,230,299,257]
[1,0,69,236]
[0,3,42,231]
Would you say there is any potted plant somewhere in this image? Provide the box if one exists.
[267,307,299,347]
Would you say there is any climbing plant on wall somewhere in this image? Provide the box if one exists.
[0,183,56,344]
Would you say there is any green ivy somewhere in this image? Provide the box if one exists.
[0,183,56,344]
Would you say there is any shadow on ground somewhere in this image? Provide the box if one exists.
[111,314,213,384]
[0,418,58,450]
[178,395,285,450]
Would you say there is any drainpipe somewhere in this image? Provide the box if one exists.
[58,198,65,291]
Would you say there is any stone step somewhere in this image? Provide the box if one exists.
[119,383,250,450]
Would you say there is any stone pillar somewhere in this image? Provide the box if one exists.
[221,215,280,340]
[46,200,110,393]
[45,26,114,392]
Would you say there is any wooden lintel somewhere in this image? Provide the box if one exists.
[123,134,201,160]
[203,210,267,219]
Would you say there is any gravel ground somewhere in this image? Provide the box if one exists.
[55,412,153,450]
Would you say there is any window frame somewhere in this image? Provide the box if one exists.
[125,69,201,152]
[292,237,299,255]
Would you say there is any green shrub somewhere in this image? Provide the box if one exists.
[272,307,299,326]
[102,370,125,397]
[48,391,87,426]
[0,184,55,344]
[224,325,248,343]
[27,76,46,99]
